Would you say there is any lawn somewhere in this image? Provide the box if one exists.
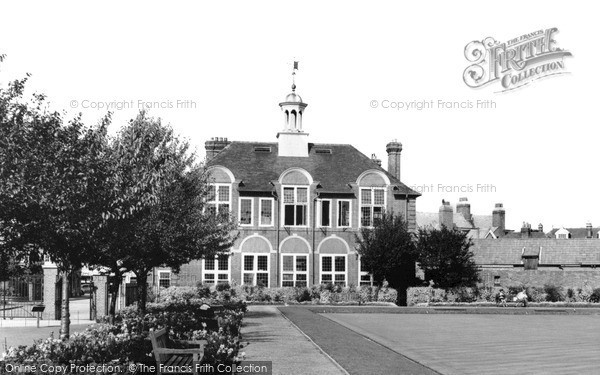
[323,313,600,375]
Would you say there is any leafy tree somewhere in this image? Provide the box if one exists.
[91,112,238,315]
[415,226,480,289]
[355,213,417,305]
[0,60,110,338]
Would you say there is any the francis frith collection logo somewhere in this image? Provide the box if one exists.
[463,28,572,92]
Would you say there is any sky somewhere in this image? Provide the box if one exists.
[0,1,597,231]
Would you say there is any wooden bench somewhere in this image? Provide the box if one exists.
[149,328,207,374]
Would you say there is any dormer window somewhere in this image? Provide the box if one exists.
[283,186,308,226]
[360,187,386,227]
[207,184,231,216]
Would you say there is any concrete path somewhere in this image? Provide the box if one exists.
[242,306,347,375]
[279,307,438,375]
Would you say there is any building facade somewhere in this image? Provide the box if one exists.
[174,83,420,288]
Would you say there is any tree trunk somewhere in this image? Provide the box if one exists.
[60,271,70,339]
[136,271,148,315]
[108,268,122,322]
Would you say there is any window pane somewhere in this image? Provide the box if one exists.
[218,255,228,271]
[218,186,230,202]
[322,257,332,272]
[282,274,294,281]
[335,256,345,272]
[159,272,170,288]
[204,274,215,284]
[334,274,345,286]
[284,188,294,203]
[207,204,216,216]
[373,206,383,223]
[338,201,350,227]
[243,273,254,285]
[244,256,254,271]
[374,189,385,205]
[205,258,215,270]
[360,261,368,272]
[321,200,330,226]
[207,185,216,202]
[295,205,306,226]
[240,198,252,225]
[322,274,332,283]
[283,256,294,272]
[218,204,229,216]
[257,256,268,271]
[260,199,272,225]
[361,207,372,226]
[282,280,294,287]
[256,273,268,287]
[217,274,228,283]
[284,205,295,226]
[361,189,371,204]
[296,256,307,272]
[297,188,307,203]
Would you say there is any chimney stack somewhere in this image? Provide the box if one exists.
[371,153,382,167]
[521,222,532,239]
[205,137,231,161]
[492,203,506,236]
[456,197,472,223]
[439,200,454,230]
[586,222,593,238]
[538,223,544,233]
[386,140,402,180]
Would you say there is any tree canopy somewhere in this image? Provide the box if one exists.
[415,226,480,289]
[354,213,417,305]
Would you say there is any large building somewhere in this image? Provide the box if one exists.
[163,80,420,288]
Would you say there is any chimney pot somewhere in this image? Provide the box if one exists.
[586,222,593,238]
[386,140,402,180]
[439,200,454,229]
[492,203,506,237]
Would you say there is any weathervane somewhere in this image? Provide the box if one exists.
[292,60,299,91]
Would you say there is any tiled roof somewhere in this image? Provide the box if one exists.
[503,231,547,239]
[546,227,600,238]
[207,142,420,195]
[471,239,600,265]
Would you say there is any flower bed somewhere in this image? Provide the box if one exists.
[0,292,246,373]
[194,281,398,305]
[407,283,600,306]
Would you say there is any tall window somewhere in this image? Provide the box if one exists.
[358,258,373,286]
[320,255,346,286]
[319,199,331,227]
[203,255,230,284]
[259,198,274,226]
[239,198,253,226]
[283,186,308,226]
[360,188,385,227]
[243,255,269,287]
[281,255,308,287]
[158,271,171,288]
[337,200,351,228]
[207,184,231,216]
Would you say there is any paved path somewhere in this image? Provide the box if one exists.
[242,306,347,375]
[325,313,600,375]
[279,307,438,375]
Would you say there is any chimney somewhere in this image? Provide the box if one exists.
[205,137,231,161]
[371,153,382,167]
[439,200,454,229]
[521,222,532,239]
[456,197,472,223]
[538,223,544,233]
[492,203,505,236]
[586,222,593,238]
[386,140,402,180]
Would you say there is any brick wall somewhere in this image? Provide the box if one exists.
[480,267,600,289]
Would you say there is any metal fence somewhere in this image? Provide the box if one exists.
[1,275,44,319]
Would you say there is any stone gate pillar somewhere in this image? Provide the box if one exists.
[92,275,108,319]
[42,262,58,320]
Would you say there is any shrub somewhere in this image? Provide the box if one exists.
[544,284,564,302]
[590,288,600,303]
